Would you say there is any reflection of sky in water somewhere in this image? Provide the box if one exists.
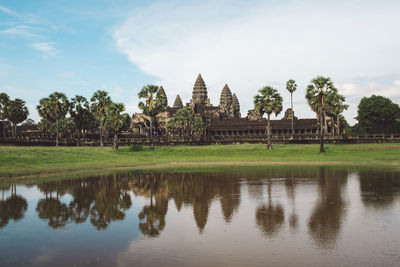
[1,168,400,266]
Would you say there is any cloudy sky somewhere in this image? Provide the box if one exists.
[1,0,399,124]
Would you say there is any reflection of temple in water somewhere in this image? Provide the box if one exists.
[5,167,399,247]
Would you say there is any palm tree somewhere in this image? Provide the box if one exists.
[286,80,297,137]
[305,76,338,152]
[37,92,70,146]
[167,107,204,141]
[91,90,111,147]
[138,85,167,149]
[0,93,10,138]
[329,93,348,136]
[70,95,94,146]
[7,98,29,139]
[104,102,126,150]
[254,86,283,150]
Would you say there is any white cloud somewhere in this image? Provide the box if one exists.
[0,5,16,16]
[1,25,43,39]
[31,42,58,57]
[113,0,400,125]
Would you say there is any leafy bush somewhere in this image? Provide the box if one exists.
[129,144,142,152]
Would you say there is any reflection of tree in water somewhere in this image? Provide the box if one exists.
[359,169,400,209]
[255,180,285,238]
[285,169,299,232]
[0,185,28,229]
[308,167,347,249]
[35,175,132,230]
[36,198,69,228]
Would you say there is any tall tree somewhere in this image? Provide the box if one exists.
[166,107,205,141]
[37,92,70,146]
[104,102,128,150]
[329,93,348,135]
[91,90,111,147]
[356,95,400,134]
[0,93,10,138]
[305,76,338,152]
[138,85,167,149]
[7,98,29,139]
[254,86,283,150]
[286,79,297,137]
[70,95,95,146]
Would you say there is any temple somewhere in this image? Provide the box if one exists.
[131,74,342,143]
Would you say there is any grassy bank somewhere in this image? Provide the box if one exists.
[1,143,400,182]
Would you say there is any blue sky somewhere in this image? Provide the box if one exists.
[1,0,400,124]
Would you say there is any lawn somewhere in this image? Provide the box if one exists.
[1,143,400,182]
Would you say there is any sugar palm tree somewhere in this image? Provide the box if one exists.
[37,92,70,146]
[7,98,29,139]
[138,85,167,149]
[286,80,297,137]
[305,76,338,152]
[0,93,10,138]
[70,95,92,146]
[105,102,126,150]
[91,90,112,147]
[329,93,348,136]
[254,86,283,150]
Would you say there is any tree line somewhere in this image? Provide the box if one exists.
[1,76,400,151]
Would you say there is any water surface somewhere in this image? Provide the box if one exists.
[1,167,400,266]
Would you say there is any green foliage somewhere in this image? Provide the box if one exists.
[37,92,70,123]
[0,92,10,121]
[254,86,283,117]
[286,80,297,94]
[6,98,29,126]
[105,102,126,133]
[70,95,96,131]
[138,85,166,117]
[129,144,143,152]
[167,107,205,138]
[90,90,112,127]
[356,95,400,134]
[38,117,75,135]
[305,76,338,115]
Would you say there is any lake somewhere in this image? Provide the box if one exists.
[1,167,400,266]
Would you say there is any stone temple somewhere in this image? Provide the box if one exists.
[131,74,341,143]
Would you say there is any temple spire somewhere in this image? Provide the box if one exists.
[232,93,240,118]
[219,84,233,117]
[157,86,168,108]
[192,73,208,105]
[173,94,183,109]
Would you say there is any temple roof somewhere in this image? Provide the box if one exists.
[232,93,240,112]
[173,94,183,109]
[192,74,208,104]
[157,86,168,107]
[219,84,233,106]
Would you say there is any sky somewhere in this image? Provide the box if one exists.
[1,0,400,125]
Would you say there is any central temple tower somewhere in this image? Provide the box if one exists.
[189,74,212,109]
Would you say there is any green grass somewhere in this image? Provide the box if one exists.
[1,143,400,182]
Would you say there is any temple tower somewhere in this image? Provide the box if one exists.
[232,93,241,118]
[192,74,208,105]
[219,84,233,117]
[173,94,183,109]
[157,86,168,108]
